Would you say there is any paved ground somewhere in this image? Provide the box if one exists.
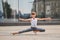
[0,25,60,40]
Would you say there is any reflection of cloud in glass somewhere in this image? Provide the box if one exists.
[3,0,18,11]
[8,0,18,11]
[19,0,34,13]
[3,0,34,14]
[3,0,6,2]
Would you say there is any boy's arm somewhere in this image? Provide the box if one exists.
[37,17,52,21]
[19,18,31,22]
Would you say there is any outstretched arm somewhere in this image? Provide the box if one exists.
[37,17,52,21]
[19,18,31,22]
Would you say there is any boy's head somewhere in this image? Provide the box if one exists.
[31,12,36,18]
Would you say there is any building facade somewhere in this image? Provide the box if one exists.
[32,0,60,18]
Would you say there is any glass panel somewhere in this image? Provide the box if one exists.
[0,0,60,25]
[2,0,34,19]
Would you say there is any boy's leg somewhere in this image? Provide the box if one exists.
[18,28,32,33]
[31,27,38,34]
[12,28,32,35]
[36,28,45,32]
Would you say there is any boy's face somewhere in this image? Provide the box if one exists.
[31,13,36,18]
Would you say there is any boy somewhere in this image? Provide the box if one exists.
[12,12,51,35]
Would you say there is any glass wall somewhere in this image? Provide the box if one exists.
[0,0,60,25]
[32,0,60,18]
[2,0,33,19]
[1,0,60,19]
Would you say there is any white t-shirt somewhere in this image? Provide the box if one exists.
[31,18,37,27]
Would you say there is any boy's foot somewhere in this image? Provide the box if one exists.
[12,32,18,35]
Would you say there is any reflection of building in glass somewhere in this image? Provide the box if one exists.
[3,0,18,18]
[11,10,17,18]
[3,0,18,10]
[32,0,60,18]
[0,0,3,19]
[7,0,18,11]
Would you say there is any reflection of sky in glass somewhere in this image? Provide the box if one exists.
[19,0,34,13]
[8,0,18,10]
[0,0,3,12]
[3,0,34,14]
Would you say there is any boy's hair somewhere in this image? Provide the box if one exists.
[31,12,36,15]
